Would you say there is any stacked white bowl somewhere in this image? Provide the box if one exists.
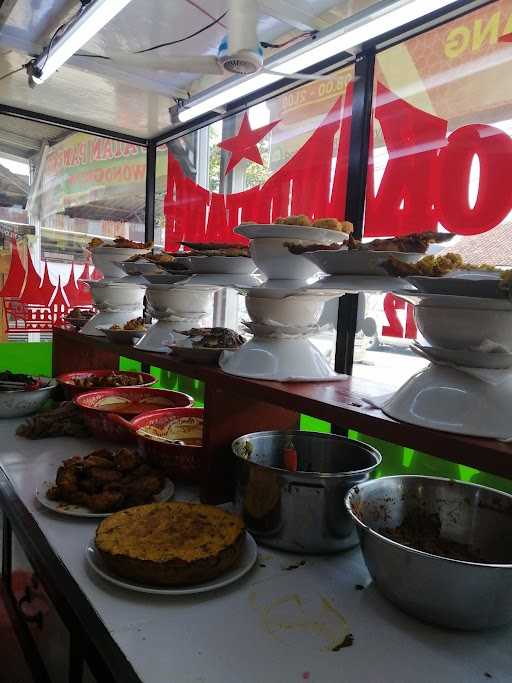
[136,283,221,353]
[216,223,351,381]
[382,273,512,438]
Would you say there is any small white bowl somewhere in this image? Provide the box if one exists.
[382,364,512,439]
[145,285,215,319]
[245,295,325,327]
[87,246,151,278]
[84,280,146,310]
[234,225,348,282]
[414,303,512,352]
[189,255,257,275]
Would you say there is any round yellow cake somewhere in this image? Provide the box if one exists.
[95,501,245,586]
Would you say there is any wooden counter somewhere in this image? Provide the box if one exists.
[52,329,512,497]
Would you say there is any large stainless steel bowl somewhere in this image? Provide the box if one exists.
[345,476,512,630]
[0,378,56,418]
[232,430,381,553]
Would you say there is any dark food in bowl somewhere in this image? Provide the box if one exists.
[46,448,165,513]
[0,370,45,391]
[379,510,488,563]
[72,372,147,389]
[345,476,512,630]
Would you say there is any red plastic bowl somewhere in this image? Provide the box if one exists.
[57,369,156,398]
[74,387,193,442]
[127,407,204,483]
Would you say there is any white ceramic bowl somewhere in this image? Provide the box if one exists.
[87,246,151,278]
[382,364,512,439]
[414,303,512,351]
[304,250,422,276]
[219,337,343,382]
[145,285,215,319]
[84,281,146,311]
[189,256,257,275]
[245,295,325,327]
[248,238,323,280]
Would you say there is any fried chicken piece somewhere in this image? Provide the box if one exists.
[87,491,125,513]
[129,463,152,479]
[111,236,153,250]
[83,453,116,469]
[124,474,164,506]
[62,455,82,468]
[87,237,104,250]
[382,256,420,277]
[285,241,343,255]
[282,214,312,226]
[123,317,145,331]
[311,218,350,233]
[89,467,123,484]
[79,477,103,494]
[56,465,80,489]
[46,486,61,501]
[114,448,140,472]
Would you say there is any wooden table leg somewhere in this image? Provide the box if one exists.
[201,381,299,504]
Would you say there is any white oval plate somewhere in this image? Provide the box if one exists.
[393,289,512,311]
[234,223,348,244]
[407,272,501,298]
[86,532,258,595]
[304,250,423,276]
[412,342,512,370]
[35,478,174,519]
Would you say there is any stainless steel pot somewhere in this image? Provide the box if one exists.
[345,476,512,630]
[232,430,381,554]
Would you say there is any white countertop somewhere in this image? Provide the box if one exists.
[1,420,511,683]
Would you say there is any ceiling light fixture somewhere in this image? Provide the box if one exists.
[178,0,459,123]
[29,0,134,85]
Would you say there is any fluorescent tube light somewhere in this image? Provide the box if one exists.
[178,73,281,123]
[32,0,134,84]
[178,0,458,123]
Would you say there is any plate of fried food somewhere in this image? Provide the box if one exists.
[382,252,505,298]
[64,307,96,330]
[182,242,257,275]
[86,236,153,278]
[234,215,353,243]
[96,317,147,344]
[120,251,176,276]
[170,327,246,363]
[36,447,174,517]
[294,232,454,276]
